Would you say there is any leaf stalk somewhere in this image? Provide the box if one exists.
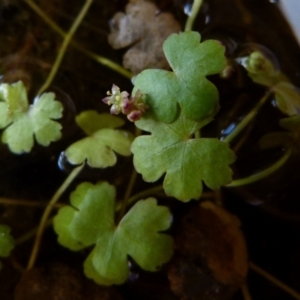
[115,185,164,212]
[227,149,292,187]
[27,164,84,270]
[223,91,271,144]
[184,0,203,31]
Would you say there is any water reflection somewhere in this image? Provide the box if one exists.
[220,122,237,140]
[183,1,193,16]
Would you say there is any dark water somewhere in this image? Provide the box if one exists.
[0,0,300,299]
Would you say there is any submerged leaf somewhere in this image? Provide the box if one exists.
[54,182,173,285]
[133,31,226,123]
[0,81,63,153]
[0,224,15,270]
[243,51,300,116]
[65,111,133,168]
[273,83,300,116]
[260,115,300,151]
[131,113,235,201]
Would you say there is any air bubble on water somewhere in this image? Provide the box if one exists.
[129,272,139,282]
[271,99,277,108]
[57,151,69,172]
[236,44,280,71]
[205,15,211,24]
[184,1,193,16]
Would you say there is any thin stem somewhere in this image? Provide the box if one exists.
[15,218,53,246]
[115,185,164,212]
[223,91,271,144]
[227,149,291,187]
[37,0,93,95]
[115,185,216,213]
[241,284,252,300]
[10,256,26,273]
[184,0,203,31]
[23,0,132,79]
[214,189,223,207]
[24,0,65,36]
[27,164,84,270]
[117,127,142,220]
[249,262,300,300]
[76,46,132,79]
[195,130,201,139]
[0,197,63,208]
[118,170,138,221]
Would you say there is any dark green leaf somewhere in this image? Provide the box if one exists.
[131,113,235,201]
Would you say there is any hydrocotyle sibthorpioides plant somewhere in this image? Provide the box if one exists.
[53,181,173,285]
[130,31,235,201]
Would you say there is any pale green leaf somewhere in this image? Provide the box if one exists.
[75,110,125,135]
[65,112,133,168]
[131,113,235,201]
[133,31,226,123]
[0,81,28,123]
[0,81,63,153]
[54,181,173,285]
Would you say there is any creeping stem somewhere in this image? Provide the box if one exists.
[27,164,84,270]
[241,284,252,300]
[23,0,132,79]
[37,0,94,95]
[184,0,204,31]
[250,262,300,300]
[227,148,292,187]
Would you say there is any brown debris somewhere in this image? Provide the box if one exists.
[108,0,181,75]
[14,263,123,300]
[168,201,248,300]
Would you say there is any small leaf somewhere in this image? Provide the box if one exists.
[65,111,133,168]
[260,115,300,151]
[76,110,125,135]
[131,113,235,201]
[0,81,28,122]
[54,181,173,285]
[0,224,14,270]
[133,31,226,123]
[279,115,300,150]
[280,115,300,132]
[0,81,63,153]
[273,82,300,116]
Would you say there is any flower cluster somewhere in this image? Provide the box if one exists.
[102,85,148,122]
